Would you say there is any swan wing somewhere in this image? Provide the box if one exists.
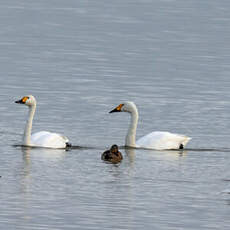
[31,131,69,149]
[136,131,191,150]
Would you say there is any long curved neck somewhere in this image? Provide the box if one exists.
[23,105,36,146]
[125,107,138,147]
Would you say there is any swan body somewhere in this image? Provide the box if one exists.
[30,131,69,149]
[136,131,190,150]
[15,95,70,149]
[109,101,191,150]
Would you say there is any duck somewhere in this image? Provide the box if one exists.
[101,144,123,163]
[109,101,191,150]
[15,95,71,149]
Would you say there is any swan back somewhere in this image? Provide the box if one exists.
[136,131,191,150]
[31,131,69,149]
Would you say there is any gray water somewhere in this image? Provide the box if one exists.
[1,0,230,229]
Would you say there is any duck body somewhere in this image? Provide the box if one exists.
[15,95,70,149]
[101,145,123,163]
[109,101,191,150]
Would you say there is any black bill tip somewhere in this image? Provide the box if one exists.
[109,108,120,113]
[15,99,24,104]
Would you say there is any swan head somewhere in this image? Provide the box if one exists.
[109,101,137,114]
[15,95,36,107]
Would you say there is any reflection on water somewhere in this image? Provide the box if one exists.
[1,0,230,229]
[125,147,136,164]
[20,146,67,193]
[23,147,67,161]
[21,146,67,174]
[155,149,187,159]
[21,147,31,181]
[124,147,186,163]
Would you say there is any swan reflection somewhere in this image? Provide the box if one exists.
[125,147,136,164]
[124,147,186,163]
[20,146,67,181]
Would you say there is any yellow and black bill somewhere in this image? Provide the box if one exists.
[109,104,124,113]
[15,96,29,104]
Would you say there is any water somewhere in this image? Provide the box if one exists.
[1,0,230,229]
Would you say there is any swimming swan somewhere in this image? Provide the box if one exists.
[15,95,71,149]
[109,101,191,150]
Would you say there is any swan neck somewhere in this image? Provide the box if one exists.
[24,104,36,146]
[125,108,138,147]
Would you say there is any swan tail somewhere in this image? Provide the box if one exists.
[66,142,72,148]
[181,136,192,147]
[60,135,72,148]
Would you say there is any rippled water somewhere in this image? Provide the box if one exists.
[1,0,230,229]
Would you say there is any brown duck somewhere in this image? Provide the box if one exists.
[101,145,123,163]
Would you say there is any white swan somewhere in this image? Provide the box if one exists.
[15,95,71,149]
[109,101,191,150]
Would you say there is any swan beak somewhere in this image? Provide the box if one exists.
[109,108,120,113]
[15,99,24,104]
[109,104,123,113]
[15,96,28,104]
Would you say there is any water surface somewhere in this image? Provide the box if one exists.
[1,0,230,229]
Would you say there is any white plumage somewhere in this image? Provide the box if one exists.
[110,101,191,150]
[15,95,70,149]
[136,131,191,150]
[31,131,69,149]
